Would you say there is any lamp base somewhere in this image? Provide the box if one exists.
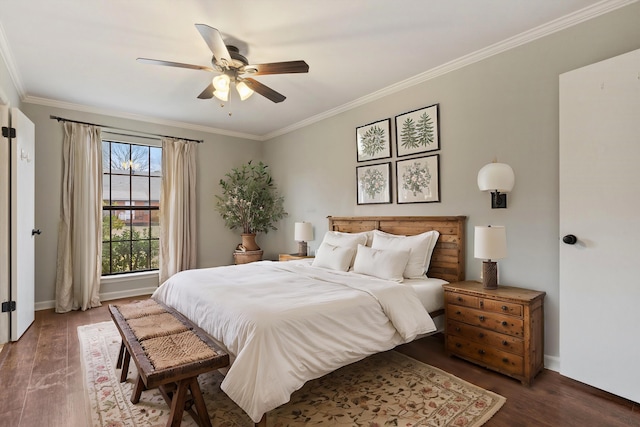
[482,261,498,289]
[297,241,308,256]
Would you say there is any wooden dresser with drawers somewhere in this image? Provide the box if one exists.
[443,280,545,385]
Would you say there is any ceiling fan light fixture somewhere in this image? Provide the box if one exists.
[213,89,229,102]
[236,81,254,100]
[212,74,230,91]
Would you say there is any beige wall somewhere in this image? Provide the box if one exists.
[2,2,639,363]
[19,103,262,307]
[262,2,640,363]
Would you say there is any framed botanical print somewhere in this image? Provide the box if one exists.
[356,162,392,205]
[396,154,440,203]
[356,118,392,162]
[395,104,439,157]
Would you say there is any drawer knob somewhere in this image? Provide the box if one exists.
[479,315,485,321]
[501,321,508,326]
[455,343,462,348]
[456,311,462,315]
[478,349,485,355]
[502,340,509,346]
[457,297,463,302]
[455,327,461,332]
[501,305,508,311]
[502,358,509,363]
[478,333,484,338]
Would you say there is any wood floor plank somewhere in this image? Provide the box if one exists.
[1,297,639,427]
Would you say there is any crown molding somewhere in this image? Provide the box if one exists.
[23,95,263,141]
[0,21,25,99]
[265,0,636,140]
[5,0,635,141]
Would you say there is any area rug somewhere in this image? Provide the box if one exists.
[79,321,505,427]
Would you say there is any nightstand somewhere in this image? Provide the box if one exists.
[278,254,314,262]
[443,280,545,386]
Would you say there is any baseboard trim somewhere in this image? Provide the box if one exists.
[35,287,158,311]
[544,354,560,372]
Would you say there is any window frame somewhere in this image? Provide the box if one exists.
[101,139,162,277]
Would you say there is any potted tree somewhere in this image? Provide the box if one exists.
[215,161,287,263]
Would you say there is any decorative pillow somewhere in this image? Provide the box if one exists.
[352,244,410,282]
[312,242,356,271]
[318,231,368,267]
[321,230,368,248]
[371,229,438,278]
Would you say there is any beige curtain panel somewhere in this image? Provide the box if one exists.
[54,122,103,313]
[159,138,197,284]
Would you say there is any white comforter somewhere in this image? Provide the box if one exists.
[152,260,436,423]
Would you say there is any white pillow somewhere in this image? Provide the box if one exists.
[321,230,368,248]
[312,242,356,271]
[371,229,438,278]
[352,244,410,282]
[318,231,368,267]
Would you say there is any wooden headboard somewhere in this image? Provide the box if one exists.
[327,216,466,283]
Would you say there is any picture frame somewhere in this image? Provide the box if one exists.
[395,104,439,157]
[356,162,392,205]
[396,154,440,204]
[356,118,392,162]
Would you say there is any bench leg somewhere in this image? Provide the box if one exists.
[130,375,146,404]
[167,379,190,427]
[120,349,131,383]
[188,377,212,427]
[116,342,125,369]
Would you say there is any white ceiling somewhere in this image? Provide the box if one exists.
[0,0,624,139]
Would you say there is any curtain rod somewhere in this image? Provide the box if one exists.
[49,115,203,144]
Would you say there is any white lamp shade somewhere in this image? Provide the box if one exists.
[294,222,313,242]
[477,163,515,193]
[236,81,254,100]
[474,225,507,260]
[212,74,230,91]
[213,89,229,101]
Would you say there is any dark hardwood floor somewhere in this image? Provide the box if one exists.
[1,297,638,427]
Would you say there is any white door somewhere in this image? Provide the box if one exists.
[0,105,9,344]
[559,48,640,403]
[9,108,35,341]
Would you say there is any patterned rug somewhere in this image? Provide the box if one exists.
[79,321,505,427]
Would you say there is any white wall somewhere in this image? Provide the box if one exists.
[261,2,640,363]
[19,103,263,308]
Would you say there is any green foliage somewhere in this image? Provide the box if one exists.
[400,117,419,149]
[361,125,386,157]
[215,161,287,234]
[102,226,158,274]
[416,112,434,147]
[102,214,158,274]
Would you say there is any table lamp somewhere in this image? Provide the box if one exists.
[474,225,507,289]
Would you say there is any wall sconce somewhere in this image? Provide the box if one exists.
[477,162,515,208]
[474,225,507,289]
[294,222,314,256]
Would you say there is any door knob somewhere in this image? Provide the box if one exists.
[562,234,577,245]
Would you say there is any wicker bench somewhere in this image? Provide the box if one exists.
[109,300,229,427]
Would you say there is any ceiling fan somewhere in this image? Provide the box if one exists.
[137,24,309,103]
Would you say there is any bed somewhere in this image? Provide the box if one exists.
[152,215,466,424]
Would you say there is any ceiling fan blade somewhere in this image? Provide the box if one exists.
[197,83,215,99]
[195,24,232,66]
[242,78,286,103]
[243,60,309,75]
[137,57,214,72]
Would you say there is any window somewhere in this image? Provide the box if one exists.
[102,141,162,275]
